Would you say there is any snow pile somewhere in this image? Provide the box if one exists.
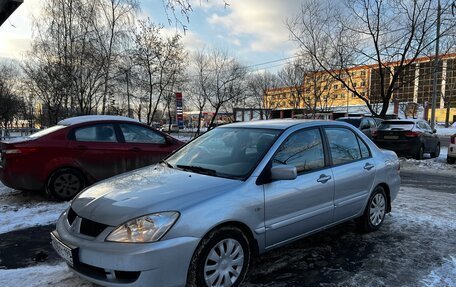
[436,127,456,136]
[0,187,69,234]
[0,263,90,287]
[400,147,456,175]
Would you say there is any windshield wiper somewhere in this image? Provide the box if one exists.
[176,164,217,176]
[160,159,174,168]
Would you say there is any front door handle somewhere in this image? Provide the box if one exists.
[129,147,141,152]
[317,174,331,184]
[364,163,375,170]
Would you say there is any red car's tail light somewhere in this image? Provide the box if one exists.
[451,134,456,144]
[4,148,37,157]
[404,131,421,137]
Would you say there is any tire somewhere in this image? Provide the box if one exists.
[356,186,387,233]
[430,143,440,158]
[46,168,85,201]
[448,157,456,164]
[187,226,251,287]
[415,145,424,160]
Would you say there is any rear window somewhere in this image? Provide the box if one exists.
[378,121,415,130]
[29,125,66,138]
[336,118,362,127]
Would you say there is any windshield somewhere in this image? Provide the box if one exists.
[378,121,415,131]
[167,127,281,179]
[29,125,67,138]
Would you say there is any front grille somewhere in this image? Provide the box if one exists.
[67,207,108,237]
[80,218,108,237]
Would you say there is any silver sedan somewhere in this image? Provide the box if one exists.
[52,120,400,287]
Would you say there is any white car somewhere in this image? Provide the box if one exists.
[448,134,456,164]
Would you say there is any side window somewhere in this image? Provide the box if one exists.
[422,121,432,131]
[272,129,325,173]
[119,124,166,144]
[360,119,370,129]
[325,128,362,165]
[358,137,371,158]
[74,124,117,142]
[368,118,376,128]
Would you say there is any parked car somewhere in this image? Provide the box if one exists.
[0,115,183,200]
[51,120,400,287]
[336,117,381,139]
[373,119,440,160]
[161,123,180,133]
[447,133,456,164]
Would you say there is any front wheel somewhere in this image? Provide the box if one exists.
[187,227,250,287]
[357,186,387,232]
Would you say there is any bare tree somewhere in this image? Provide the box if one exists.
[0,64,24,135]
[288,0,456,118]
[133,19,186,125]
[245,71,280,119]
[96,0,139,114]
[194,49,246,129]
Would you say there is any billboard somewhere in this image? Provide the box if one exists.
[175,92,184,129]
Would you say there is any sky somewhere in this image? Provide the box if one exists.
[0,0,303,71]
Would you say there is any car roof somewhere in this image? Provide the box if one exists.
[220,119,342,130]
[58,115,139,126]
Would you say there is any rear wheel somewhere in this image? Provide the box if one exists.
[46,168,85,201]
[356,186,387,232]
[415,145,424,160]
[430,143,440,158]
[187,226,250,287]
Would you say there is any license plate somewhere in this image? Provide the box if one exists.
[383,135,398,140]
[50,232,76,266]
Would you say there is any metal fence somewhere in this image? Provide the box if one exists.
[0,128,38,140]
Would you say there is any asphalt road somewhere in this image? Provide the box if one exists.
[0,170,454,286]
[401,170,456,194]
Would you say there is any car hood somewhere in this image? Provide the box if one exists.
[71,164,242,226]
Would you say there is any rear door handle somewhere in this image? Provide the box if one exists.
[75,145,88,150]
[129,147,141,152]
[317,174,331,184]
[364,163,375,170]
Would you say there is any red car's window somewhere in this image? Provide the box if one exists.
[74,124,117,142]
[119,123,166,144]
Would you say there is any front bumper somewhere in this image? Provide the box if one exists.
[53,211,200,287]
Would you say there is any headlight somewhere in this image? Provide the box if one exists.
[106,212,179,243]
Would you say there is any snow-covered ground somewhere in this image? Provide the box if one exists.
[436,126,456,136]
[0,148,455,286]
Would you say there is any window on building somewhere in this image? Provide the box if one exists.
[361,81,366,87]
[352,93,357,98]
[360,71,366,76]
[353,82,357,88]
[334,84,339,90]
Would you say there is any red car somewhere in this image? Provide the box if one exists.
[0,115,183,200]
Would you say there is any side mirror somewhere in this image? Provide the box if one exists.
[271,164,297,180]
[432,129,437,134]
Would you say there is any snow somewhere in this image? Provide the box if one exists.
[0,263,89,287]
[436,126,456,136]
[0,186,69,234]
[421,256,456,287]
[400,147,456,176]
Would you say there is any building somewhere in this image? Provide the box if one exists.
[0,0,23,26]
[265,53,456,123]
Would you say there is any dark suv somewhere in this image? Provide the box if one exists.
[372,119,440,160]
[336,117,380,139]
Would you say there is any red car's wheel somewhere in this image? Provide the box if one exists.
[46,168,85,201]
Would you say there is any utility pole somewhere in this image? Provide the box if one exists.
[430,0,441,129]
